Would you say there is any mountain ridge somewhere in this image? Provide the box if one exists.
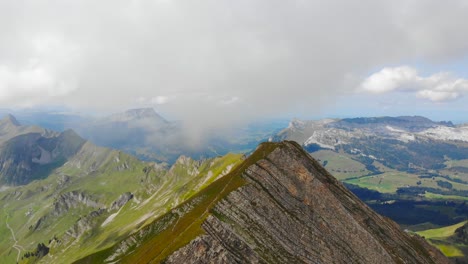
[273,116,468,171]
[1,114,21,127]
[76,141,448,264]
[0,123,87,185]
[99,108,168,124]
[165,141,447,263]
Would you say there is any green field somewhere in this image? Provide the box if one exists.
[436,244,464,257]
[306,147,468,199]
[310,150,369,180]
[417,221,467,239]
[425,192,468,201]
[445,159,468,168]
[416,221,467,258]
[345,170,468,194]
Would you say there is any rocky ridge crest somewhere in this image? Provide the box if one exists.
[166,141,448,264]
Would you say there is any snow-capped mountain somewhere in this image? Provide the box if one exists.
[275,116,466,150]
[273,116,468,172]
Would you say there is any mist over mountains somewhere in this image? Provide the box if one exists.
[0,108,287,164]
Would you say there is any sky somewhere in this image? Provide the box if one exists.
[1,0,468,127]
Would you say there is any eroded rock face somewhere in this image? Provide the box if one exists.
[166,141,448,264]
[53,191,102,216]
[109,192,133,211]
[166,216,264,264]
[62,209,106,243]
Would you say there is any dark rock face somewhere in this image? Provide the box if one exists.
[455,223,468,244]
[166,141,448,264]
[109,192,133,211]
[62,209,106,243]
[166,215,262,264]
[53,191,102,216]
[0,129,86,185]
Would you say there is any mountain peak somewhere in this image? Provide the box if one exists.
[105,108,167,123]
[287,118,305,129]
[0,114,20,126]
[125,108,158,117]
[165,140,447,263]
[88,141,446,263]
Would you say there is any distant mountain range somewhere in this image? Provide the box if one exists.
[3,108,286,164]
[74,108,181,162]
[273,116,468,172]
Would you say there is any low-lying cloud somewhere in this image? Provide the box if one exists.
[359,66,468,102]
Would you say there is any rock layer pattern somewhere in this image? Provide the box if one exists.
[166,141,448,264]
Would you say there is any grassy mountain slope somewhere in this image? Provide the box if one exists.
[0,136,243,264]
[416,221,468,260]
[75,143,278,264]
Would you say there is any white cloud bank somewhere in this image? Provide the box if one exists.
[0,35,81,106]
[359,66,468,102]
[1,0,468,124]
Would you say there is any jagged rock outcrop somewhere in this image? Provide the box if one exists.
[166,141,448,264]
[53,191,102,216]
[0,127,86,185]
[32,191,104,232]
[62,209,106,243]
[109,192,133,211]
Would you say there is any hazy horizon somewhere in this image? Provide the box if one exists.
[2,106,468,126]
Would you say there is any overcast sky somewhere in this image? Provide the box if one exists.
[1,0,468,126]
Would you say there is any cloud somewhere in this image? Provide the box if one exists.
[416,90,460,102]
[1,0,468,126]
[151,96,169,105]
[359,66,468,102]
[0,35,81,106]
[359,66,418,94]
[220,96,240,105]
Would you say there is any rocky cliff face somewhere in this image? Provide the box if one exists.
[165,141,447,264]
[0,128,86,185]
[0,114,47,144]
[53,191,103,216]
